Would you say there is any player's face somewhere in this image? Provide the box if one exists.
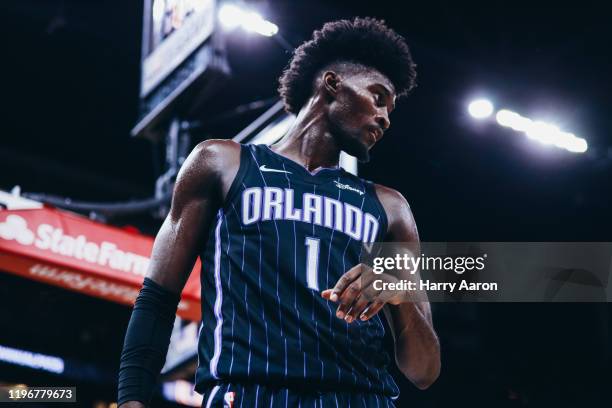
[327,69,396,163]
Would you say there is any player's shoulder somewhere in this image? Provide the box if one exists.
[192,138,242,161]
[176,139,242,191]
[372,183,418,240]
[188,139,242,172]
[372,183,410,209]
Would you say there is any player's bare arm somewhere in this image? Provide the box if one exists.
[118,139,240,408]
[376,184,440,390]
[147,139,241,292]
[322,184,441,389]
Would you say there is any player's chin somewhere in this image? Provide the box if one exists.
[344,138,371,163]
[355,143,372,163]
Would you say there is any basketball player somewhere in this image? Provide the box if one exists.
[118,17,440,408]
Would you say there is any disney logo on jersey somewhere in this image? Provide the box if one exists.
[333,180,365,195]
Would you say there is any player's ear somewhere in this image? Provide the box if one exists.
[322,71,341,99]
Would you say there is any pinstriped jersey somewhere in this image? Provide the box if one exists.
[194,143,399,397]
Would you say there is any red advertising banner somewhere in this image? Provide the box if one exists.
[0,207,201,321]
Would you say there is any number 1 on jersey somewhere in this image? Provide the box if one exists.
[305,236,320,290]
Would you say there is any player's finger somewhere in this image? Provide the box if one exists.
[346,295,370,323]
[321,289,333,300]
[328,264,364,301]
[359,277,383,303]
[377,288,398,304]
[336,280,361,319]
[359,301,385,321]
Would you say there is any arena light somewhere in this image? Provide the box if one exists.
[218,3,279,37]
[218,4,243,30]
[566,137,588,153]
[241,11,278,36]
[495,109,588,153]
[0,344,65,374]
[468,99,494,119]
[496,109,532,132]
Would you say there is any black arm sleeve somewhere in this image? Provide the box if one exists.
[117,277,181,407]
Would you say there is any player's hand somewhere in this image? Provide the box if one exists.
[321,263,406,323]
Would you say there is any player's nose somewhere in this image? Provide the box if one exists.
[375,111,390,131]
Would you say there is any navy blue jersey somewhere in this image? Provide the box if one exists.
[194,143,399,398]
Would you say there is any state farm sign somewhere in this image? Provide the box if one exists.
[0,214,149,277]
[0,207,202,321]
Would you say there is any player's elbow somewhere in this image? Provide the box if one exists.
[397,342,441,390]
[410,362,440,390]
[399,356,440,390]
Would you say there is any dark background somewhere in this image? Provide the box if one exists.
[1,0,611,406]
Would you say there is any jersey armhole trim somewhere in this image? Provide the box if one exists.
[221,144,250,211]
[367,181,389,242]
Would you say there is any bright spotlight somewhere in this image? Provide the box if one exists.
[526,121,559,145]
[494,108,588,153]
[565,137,588,153]
[496,109,518,127]
[218,3,278,37]
[241,11,278,36]
[496,109,533,132]
[468,99,494,119]
[218,4,244,29]
[550,131,577,150]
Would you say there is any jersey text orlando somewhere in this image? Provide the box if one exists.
[241,187,380,244]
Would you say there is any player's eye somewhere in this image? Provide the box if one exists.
[374,93,385,106]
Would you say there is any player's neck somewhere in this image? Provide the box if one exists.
[271,100,341,172]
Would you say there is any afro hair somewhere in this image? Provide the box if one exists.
[278,17,417,114]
